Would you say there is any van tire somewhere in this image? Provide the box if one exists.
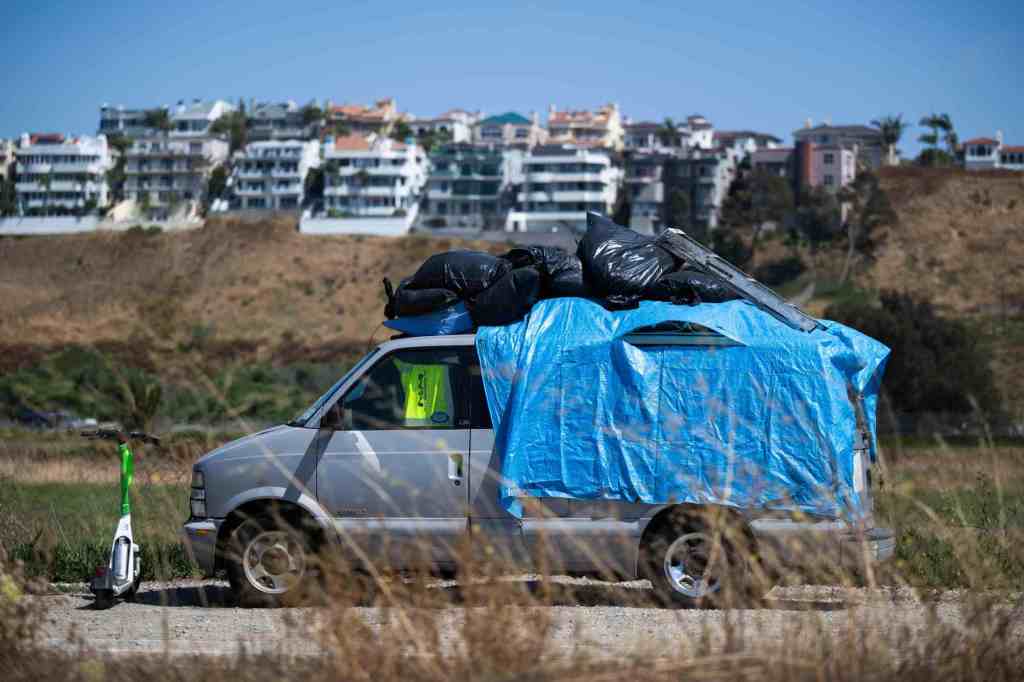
[226,513,315,608]
[642,514,762,609]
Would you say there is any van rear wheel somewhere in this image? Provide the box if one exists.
[644,516,762,609]
[227,514,314,608]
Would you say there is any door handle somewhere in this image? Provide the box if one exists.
[449,452,464,486]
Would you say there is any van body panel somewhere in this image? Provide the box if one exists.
[184,333,894,580]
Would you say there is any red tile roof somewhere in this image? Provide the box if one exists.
[333,134,372,151]
[30,133,65,145]
[332,134,409,152]
[1001,145,1024,153]
[963,137,998,145]
[329,100,395,122]
[549,106,613,126]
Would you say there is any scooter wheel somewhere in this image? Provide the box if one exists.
[92,589,116,609]
[124,575,142,602]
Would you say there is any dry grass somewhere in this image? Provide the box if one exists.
[870,170,1024,318]
[0,216,506,373]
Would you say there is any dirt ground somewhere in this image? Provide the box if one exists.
[36,578,1015,659]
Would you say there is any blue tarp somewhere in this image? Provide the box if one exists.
[475,297,889,519]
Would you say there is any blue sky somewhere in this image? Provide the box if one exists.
[2,1,1022,154]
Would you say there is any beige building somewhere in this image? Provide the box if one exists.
[322,134,427,217]
[473,111,546,147]
[124,135,230,219]
[325,98,404,137]
[547,103,624,150]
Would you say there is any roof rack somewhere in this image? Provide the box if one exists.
[658,225,822,333]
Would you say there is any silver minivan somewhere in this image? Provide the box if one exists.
[182,333,895,607]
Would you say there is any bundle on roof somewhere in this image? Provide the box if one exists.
[576,213,679,308]
[383,213,750,335]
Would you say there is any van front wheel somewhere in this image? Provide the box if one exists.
[227,514,313,607]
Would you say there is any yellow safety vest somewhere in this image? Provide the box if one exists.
[394,360,452,426]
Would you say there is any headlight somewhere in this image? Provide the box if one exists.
[190,469,207,518]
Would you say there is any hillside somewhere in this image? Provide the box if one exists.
[0,218,502,374]
[870,168,1024,317]
[1,170,1022,423]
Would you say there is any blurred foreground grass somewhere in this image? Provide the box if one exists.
[2,429,1024,588]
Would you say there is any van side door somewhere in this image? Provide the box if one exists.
[316,346,473,569]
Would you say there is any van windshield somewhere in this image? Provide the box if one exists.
[287,350,378,427]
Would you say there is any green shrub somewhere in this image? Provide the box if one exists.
[753,256,806,286]
[825,291,1000,416]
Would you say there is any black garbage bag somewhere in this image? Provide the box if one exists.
[503,245,590,298]
[646,269,741,305]
[548,260,589,298]
[577,213,678,299]
[468,266,542,327]
[602,294,643,310]
[406,250,510,298]
[384,277,459,319]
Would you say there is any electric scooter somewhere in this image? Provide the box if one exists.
[81,429,160,608]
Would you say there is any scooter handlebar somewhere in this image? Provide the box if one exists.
[80,429,161,446]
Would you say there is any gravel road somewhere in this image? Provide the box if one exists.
[35,578,1010,660]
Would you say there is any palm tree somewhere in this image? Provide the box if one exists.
[918,113,942,150]
[871,114,907,165]
[937,113,958,154]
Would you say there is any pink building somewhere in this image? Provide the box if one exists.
[810,145,856,192]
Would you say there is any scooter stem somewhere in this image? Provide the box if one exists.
[119,442,133,516]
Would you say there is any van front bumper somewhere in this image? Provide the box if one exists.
[750,518,896,576]
[840,526,896,566]
[181,519,222,577]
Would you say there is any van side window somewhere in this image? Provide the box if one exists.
[340,348,473,430]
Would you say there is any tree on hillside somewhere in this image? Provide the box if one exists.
[301,101,324,126]
[0,168,18,216]
[206,165,228,203]
[416,128,453,153]
[937,113,958,155]
[142,108,171,132]
[211,101,247,153]
[719,170,794,250]
[304,166,325,206]
[789,186,840,251]
[611,153,633,226]
[918,113,941,150]
[871,114,908,165]
[390,119,413,142]
[825,291,1000,418]
[662,188,690,231]
[711,228,753,268]
[105,133,131,204]
[611,186,632,226]
[836,171,897,283]
[40,171,52,216]
[916,113,957,167]
[657,118,680,147]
